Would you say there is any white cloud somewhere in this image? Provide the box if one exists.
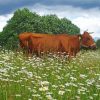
[72,16,100,37]
[0,14,13,32]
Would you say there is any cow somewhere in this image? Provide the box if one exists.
[18,31,96,58]
[18,32,51,53]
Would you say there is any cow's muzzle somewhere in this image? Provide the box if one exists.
[89,43,97,50]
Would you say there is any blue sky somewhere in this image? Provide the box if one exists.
[0,0,100,37]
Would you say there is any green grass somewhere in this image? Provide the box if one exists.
[0,49,100,100]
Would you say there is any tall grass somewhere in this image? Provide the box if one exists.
[0,49,100,100]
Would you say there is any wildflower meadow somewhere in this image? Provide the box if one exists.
[0,49,100,100]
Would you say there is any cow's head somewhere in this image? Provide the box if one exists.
[81,31,96,50]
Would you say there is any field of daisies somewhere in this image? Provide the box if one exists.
[0,49,100,100]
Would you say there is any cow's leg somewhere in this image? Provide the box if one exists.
[27,48,33,57]
[35,44,42,57]
[67,47,74,60]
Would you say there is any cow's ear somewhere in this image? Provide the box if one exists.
[78,34,82,41]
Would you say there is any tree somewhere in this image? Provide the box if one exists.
[0,8,40,49]
[60,18,79,34]
[96,39,100,48]
[0,8,80,49]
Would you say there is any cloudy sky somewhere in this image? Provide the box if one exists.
[0,0,100,37]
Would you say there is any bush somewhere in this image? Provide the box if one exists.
[96,39,100,48]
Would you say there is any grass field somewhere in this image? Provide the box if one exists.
[0,49,100,100]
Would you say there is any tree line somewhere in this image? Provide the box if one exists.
[0,8,80,49]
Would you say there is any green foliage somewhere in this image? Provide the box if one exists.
[0,8,80,49]
[96,39,100,48]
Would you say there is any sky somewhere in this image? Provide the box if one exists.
[0,0,100,38]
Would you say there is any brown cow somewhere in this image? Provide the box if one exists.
[18,32,51,53]
[18,31,96,58]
